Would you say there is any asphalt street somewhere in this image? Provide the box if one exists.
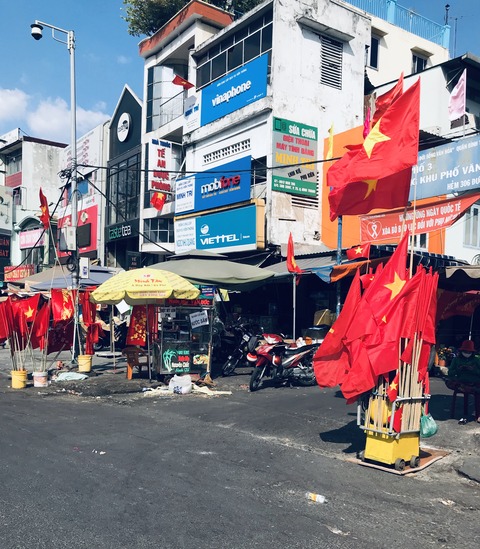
[0,348,479,548]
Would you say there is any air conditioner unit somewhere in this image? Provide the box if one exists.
[451,112,479,130]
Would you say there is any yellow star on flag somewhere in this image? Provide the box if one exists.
[363,179,378,198]
[389,381,398,391]
[354,246,363,255]
[328,327,334,334]
[384,272,406,300]
[24,306,35,319]
[363,120,391,158]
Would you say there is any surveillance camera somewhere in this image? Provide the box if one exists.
[30,23,43,40]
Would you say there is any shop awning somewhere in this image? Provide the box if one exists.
[442,265,480,291]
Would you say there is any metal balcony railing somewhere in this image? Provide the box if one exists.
[158,90,187,127]
[347,0,450,48]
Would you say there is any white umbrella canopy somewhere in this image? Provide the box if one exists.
[90,268,200,305]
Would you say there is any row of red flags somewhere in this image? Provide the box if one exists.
[313,230,438,404]
[0,290,154,355]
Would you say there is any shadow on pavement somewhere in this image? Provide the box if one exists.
[319,419,365,455]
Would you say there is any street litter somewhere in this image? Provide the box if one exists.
[92,449,106,455]
[192,385,232,396]
[305,492,327,504]
[53,372,89,382]
[168,374,193,394]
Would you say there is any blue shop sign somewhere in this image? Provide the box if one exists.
[410,134,480,200]
[175,205,257,254]
[175,156,251,215]
[201,54,268,126]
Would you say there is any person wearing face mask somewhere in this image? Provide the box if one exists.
[447,339,480,424]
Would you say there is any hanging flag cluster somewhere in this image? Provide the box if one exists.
[327,76,420,221]
[313,230,438,434]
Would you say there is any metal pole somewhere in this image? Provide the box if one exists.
[68,29,80,364]
[336,216,343,316]
[292,274,296,340]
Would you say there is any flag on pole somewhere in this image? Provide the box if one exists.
[172,75,194,90]
[327,79,420,220]
[448,68,467,121]
[286,233,302,275]
[39,188,50,230]
[346,243,371,260]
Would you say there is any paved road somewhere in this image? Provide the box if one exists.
[0,350,479,548]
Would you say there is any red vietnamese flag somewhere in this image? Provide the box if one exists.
[39,188,50,230]
[172,75,194,90]
[286,233,302,275]
[30,302,51,350]
[51,289,75,324]
[150,192,166,212]
[386,372,399,401]
[346,243,371,260]
[328,166,412,221]
[327,80,420,220]
[372,73,404,126]
[47,320,74,353]
[313,270,362,387]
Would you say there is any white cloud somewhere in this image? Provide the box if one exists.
[0,88,29,125]
[27,97,110,143]
[117,55,130,65]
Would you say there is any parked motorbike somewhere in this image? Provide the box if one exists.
[221,322,263,376]
[247,333,320,391]
[93,320,128,352]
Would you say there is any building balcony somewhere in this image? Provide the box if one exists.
[347,0,450,49]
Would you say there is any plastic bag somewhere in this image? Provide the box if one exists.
[168,374,192,395]
[420,412,438,438]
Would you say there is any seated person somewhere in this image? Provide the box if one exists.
[447,339,480,423]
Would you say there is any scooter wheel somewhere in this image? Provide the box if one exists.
[249,368,264,391]
[222,356,239,377]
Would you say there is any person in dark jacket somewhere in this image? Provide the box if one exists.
[447,339,480,423]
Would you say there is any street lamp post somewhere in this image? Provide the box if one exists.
[31,20,80,362]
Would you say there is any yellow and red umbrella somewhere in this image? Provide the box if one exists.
[90,268,200,305]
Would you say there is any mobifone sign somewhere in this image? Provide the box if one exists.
[175,156,251,215]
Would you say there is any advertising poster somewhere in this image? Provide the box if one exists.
[175,156,251,215]
[201,54,268,126]
[174,205,257,254]
[272,117,318,197]
[148,138,174,193]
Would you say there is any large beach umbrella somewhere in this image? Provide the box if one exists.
[90,268,200,305]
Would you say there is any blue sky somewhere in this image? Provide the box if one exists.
[0,1,478,144]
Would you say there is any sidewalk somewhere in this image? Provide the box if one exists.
[0,347,478,482]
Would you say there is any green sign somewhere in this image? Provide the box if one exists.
[162,344,190,373]
[272,117,318,197]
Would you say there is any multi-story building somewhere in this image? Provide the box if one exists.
[133,0,451,269]
[0,128,67,283]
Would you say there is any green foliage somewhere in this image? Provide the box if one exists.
[122,0,263,37]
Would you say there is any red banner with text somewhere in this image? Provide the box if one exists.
[360,194,480,243]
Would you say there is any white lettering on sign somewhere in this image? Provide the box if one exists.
[211,81,251,106]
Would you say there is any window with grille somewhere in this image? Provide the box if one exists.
[368,34,380,69]
[144,217,174,244]
[320,35,343,89]
[412,232,427,250]
[412,53,427,74]
[464,204,480,247]
[107,151,141,226]
[195,8,272,89]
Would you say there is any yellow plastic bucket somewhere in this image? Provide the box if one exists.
[77,355,92,373]
[11,370,28,389]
